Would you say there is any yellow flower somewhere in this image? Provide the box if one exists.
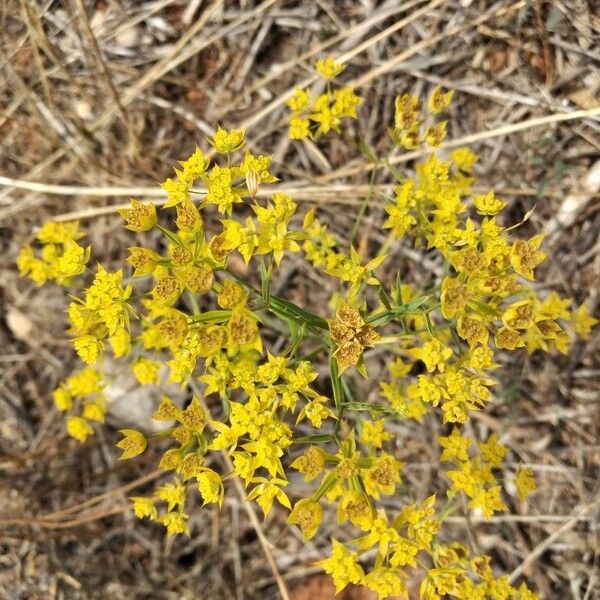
[451,147,478,172]
[329,302,378,374]
[288,498,323,540]
[363,454,403,499]
[108,327,130,358]
[473,191,506,215]
[73,335,104,364]
[310,94,341,136]
[119,199,157,232]
[178,146,206,183]
[428,86,454,114]
[56,240,90,279]
[318,539,364,593]
[82,399,106,422]
[515,467,537,501]
[289,116,310,139]
[425,121,447,147]
[315,56,345,79]
[197,468,224,506]
[130,496,158,520]
[153,395,182,421]
[290,446,325,482]
[159,511,189,536]
[336,491,373,528]
[66,416,94,443]
[571,304,598,336]
[156,479,186,511]
[360,420,392,448]
[37,221,85,244]
[438,427,470,462]
[364,567,407,598]
[210,126,246,154]
[478,433,507,468]
[247,477,291,517]
[132,357,161,385]
[510,234,546,280]
[126,247,160,277]
[286,88,310,113]
[161,177,190,208]
[116,429,147,460]
[495,327,524,350]
[410,339,453,373]
[52,386,72,412]
[468,486,506,519]
[333,86,362,118]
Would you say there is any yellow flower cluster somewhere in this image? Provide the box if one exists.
[17,221,90,286]
[287,57,362,139]
[53,366,106,442]
[18,64,598,599]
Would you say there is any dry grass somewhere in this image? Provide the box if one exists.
[1,1,599,598]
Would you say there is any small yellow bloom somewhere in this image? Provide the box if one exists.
[438,427,470,462]
[289,116,310,139]
[132,357,161,385]
[318,539,364,593]
[197,469,224,506]
[425,121,447,147]
[360,419,392,448]
[428,86,454,114]
[66,416,94,443]
[473,191,506,215]
[315,56,345,79]
[156,479,186,511]
[116,429,147,460]
[290,446,325,482]
[159,511,189,535]
[287,498,323,540]
[130,496,158,520]
[153,396,181,421]
[515,467,537,501]
[72,335,104,364]
[52,386,72,412]
[286,88,310,113]
[451,147,478,172]
[571,304,598,336]
[119,199,157,232]
[210,126,246,154]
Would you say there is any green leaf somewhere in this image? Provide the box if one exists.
[269,295,329,330]
[330,356,344,412]
[189,310,232,324]
[366,294,432,326]
[293,433,335,444]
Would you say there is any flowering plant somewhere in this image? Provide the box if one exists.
[19,57,597,599]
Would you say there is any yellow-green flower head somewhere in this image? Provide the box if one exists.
[37,221,85,244]
[289,116,310,140]
[197,468,224,506]
[315,56,345,79]
[119,199,157,232]
[130,496,158,520]
[286,88,310,113]
[473,190,506,215]
[159,511,189,536]
[319,540,364,593]
[116,429,147,460]
[515,467,537,501]
[287,498,323,540]
[428,86,454,114]
[52,385,72,412]
[66,415,94,443]
[210,126,246,154]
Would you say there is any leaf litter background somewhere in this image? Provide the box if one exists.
[0,1,599,599]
